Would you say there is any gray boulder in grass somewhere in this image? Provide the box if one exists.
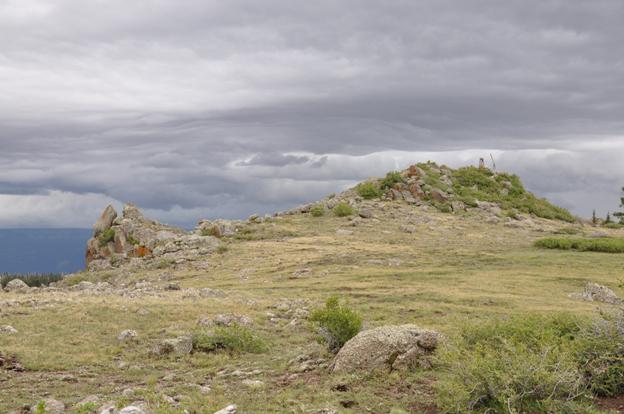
[331,324,439,373]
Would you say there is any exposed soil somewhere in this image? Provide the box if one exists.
[597,395,624,413]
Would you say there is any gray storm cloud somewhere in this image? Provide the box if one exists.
[0,0,623,227]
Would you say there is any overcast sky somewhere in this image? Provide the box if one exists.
[1,0,623,228]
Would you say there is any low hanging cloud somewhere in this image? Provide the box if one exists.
[1,0,623,227]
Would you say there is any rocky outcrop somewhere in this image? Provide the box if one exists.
[86,203,224,270]
[575,282,621,305]
[331,325,439,373]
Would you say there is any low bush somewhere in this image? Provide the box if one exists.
[356,182,382,199]
[333,203,354,217]
[380,171,404,189]
[0,273,64,288]
[436,312,624,413]
[192,324,267,354]
[98,228,115,246]
[310,295,362,352]
[310,204,325,217]
[534,237,624,253]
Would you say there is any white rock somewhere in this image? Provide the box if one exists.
[214,405,237,414]
[119,406,146,414]
[118,330,138,341]
[0,325,17,334]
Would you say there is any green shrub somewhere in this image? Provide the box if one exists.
[126,235,140,245]
[34,401,45,414]
[192,324,267,354]
[75,402,98,414]
[98,228,115,246]
[356,182,382,199]
[216,244,229,254]
[333,203,354,217]
[310,295,362,352]
[310,204,325,217]
[0,273,63,288]
[534,237,624,253]
[603,222,623,229]
[436,313,624,413]
[554,226,582,235]
[380,171,404,189]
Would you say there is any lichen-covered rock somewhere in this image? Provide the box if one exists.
[580,283,621,304]
[4,278,29,292]
[331,325,439,373]
[151,336,193,356]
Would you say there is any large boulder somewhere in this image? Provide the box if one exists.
[331,325,439,373]
[93,205,117,236]
[4,278,29,292]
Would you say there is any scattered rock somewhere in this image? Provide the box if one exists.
[0,325,18,334]
[241,379,265,388]
[400,225,416,234]
[118,330,138,342]
[119,406,146,414]
[430,188,449,203]
[214,405,237,414]
[359,209,373,219]
[164,282,181,291]
[331,325,440,373]
[151,336,193,356]
[335,229,354,236]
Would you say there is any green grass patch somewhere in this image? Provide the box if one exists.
[356,182,382,199]
[333,203,355,217]
[535,237,624,253]
[98,228,115,246]
[310,204,325,217]
[192,324,267,354]
[380,171,404,190]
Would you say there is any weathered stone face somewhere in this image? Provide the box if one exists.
[92,204,117,237]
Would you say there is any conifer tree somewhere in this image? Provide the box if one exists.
[614,187,624,224]
[592,209,597,225]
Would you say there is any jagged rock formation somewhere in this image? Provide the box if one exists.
[86,203,220,270]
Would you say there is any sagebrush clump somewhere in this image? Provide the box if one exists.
[356,182,382,199]
[310,295,362,352]
[535,237,624,253]
[310,204,325,217]
[333,203,354,217]
[192,324,267,354]
[436,312,624,413]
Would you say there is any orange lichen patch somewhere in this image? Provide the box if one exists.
[134,246,151,257]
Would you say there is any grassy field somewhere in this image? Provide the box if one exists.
[1,204,624,413]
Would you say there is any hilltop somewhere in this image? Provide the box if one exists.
[2,161,624,413]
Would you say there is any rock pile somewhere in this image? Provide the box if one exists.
[86,204,220,270]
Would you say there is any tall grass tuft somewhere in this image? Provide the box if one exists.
[534,237,624,253]
[0,273,64,288]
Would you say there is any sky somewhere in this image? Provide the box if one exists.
[1,0,623,228]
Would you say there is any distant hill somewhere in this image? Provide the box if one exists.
[0,228,91,274]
